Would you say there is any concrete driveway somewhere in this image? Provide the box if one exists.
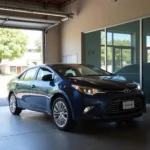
[0,107,149,150]
[0,74,15,106]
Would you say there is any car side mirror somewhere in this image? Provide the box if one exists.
[42,74,53,82]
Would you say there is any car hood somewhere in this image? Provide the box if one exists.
[69,75,137,90]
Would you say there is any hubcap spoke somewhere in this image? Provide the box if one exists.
[62,115,67,121]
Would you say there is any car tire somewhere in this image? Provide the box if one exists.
[9,93,22,115]
[52,97,76,131]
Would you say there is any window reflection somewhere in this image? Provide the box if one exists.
[146,36,150,62]
[100,30,133,72]
[114,33,131,46]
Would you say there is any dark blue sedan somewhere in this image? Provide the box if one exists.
[7,64,146,131]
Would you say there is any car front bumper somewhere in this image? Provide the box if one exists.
[82,90,146,122]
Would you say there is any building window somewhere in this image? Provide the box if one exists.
[146,35,150,62]
[22,66,28,71]
[100,31,133,72]
[113,33,131,46]
[10,66,16,73]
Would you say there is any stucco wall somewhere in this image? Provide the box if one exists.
[45,25,61,63]
[61,0,150,63]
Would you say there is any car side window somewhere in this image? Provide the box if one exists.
[19,72,27,80]
[36,68,52,81]
[24,68,38,81]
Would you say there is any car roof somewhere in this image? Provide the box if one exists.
[22,64,82,71]
[23,64,82,71]
[33,63,80,66]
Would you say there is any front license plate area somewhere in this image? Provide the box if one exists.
[122,101,135,110]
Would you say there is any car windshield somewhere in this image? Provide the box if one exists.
[52,64,112,78]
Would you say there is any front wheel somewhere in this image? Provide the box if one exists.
[52,97,76,131]
[9,93,22,115]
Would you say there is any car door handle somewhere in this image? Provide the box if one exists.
[31,85,36,88]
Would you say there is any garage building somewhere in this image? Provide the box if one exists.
[0,0,150,150]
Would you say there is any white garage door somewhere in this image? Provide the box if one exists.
[0,15,59,30]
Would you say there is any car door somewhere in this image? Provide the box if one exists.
[16,67,39,109]
[14,70,29,108]
[32,67,54,112]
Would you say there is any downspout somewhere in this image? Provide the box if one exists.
[43,17,70,63]
[1,17,9,27]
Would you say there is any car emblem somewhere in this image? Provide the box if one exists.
[123,88,131,93]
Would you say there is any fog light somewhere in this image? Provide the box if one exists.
[84,106,94,114]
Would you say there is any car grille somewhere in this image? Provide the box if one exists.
[106,88,137,93]
[107,97,143,115]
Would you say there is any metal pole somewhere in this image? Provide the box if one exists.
[45,22,60,34]
[140,19,143,89]
[1,17,9,27]
[105,28,107,70]
[43,31,46,63]
[43,17,70,63]
[45,17,69,33]
[43,23,60,63]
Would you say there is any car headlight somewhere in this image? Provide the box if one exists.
[72,85,106,95]
[136,83,141,90]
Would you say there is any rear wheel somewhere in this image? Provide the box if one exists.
[9,93,22,115]
[52,97,76,131]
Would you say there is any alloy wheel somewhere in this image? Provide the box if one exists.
[53,101,68,128]
[9,95,17,113]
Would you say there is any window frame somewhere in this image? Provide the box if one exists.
[35,66,54,81]
[146,35,150,62]
[19,71,27,80]
[20,67,38,81]
[100,31,134,72]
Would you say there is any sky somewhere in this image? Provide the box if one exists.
[22,30,42,49]
[102,31,131,44]
[147,36,150,46]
